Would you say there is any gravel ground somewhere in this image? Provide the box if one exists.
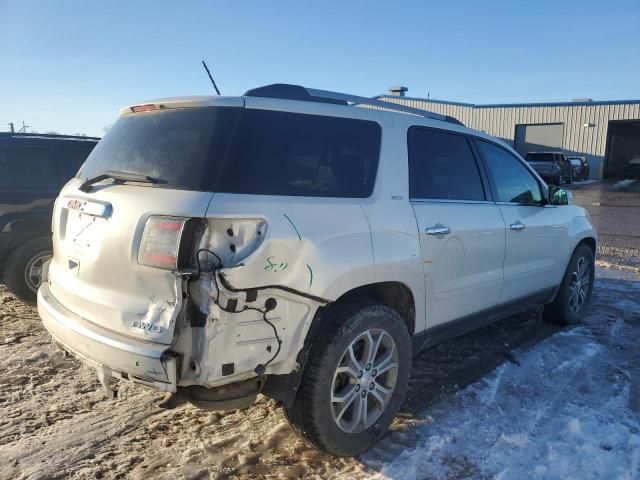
[1,265,639,479]
[569,179,640,266]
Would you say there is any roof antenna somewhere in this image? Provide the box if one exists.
[201,60,221,96]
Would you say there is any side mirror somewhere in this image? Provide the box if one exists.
[548,185,570,205]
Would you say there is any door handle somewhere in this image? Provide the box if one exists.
[510,221,526,231]
[426,225,450,235]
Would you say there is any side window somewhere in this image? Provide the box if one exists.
[408,128,485,201]
[476,140,543,204]
[217,110,381,198]
[0,146,60,189]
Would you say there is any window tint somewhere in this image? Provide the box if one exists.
[408,128,485,201]
[478,141,543,204]
[217,109,381,197]
[0,146,60,188]
[81,107,240,191]
[81,107,381,197]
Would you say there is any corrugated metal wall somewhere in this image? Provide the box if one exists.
[380,95,640,178]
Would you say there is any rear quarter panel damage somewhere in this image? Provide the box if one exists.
[175,195,376,387]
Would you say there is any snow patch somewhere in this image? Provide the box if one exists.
[613,179,636,189]
[499,432,530,448]
[567,418,581,434]
[361,274,640,480]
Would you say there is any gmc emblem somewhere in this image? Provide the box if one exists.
[66,199,86,210]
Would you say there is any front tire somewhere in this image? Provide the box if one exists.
[544,244,594,325]
[3,238,52,303]
[284,300,411,456]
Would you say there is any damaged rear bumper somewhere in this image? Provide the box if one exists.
[38,283,177,392]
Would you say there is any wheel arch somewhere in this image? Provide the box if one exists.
[577,236,596,255]
[262,280,416,407]
[327,282,414,331]
[548,234,597,305]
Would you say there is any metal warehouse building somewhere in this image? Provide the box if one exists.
[380,88,640,179]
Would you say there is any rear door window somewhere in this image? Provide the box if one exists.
[0,145,61,189]
[408,128,486,201]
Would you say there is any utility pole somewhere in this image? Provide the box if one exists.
[18,121,29,133]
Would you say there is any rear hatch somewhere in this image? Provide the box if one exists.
[48,98,243,344]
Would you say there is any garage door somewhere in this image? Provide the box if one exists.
[605,120,640,177]
[514,123,564,156]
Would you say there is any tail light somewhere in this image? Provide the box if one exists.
[138,216,189,270]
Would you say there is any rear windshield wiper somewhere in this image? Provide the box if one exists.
[79,170,163,192]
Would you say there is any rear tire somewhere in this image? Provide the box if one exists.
[3,238,52,304]
[284,300,411,456]
[544,244,594,325]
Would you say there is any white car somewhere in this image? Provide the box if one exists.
[38,84,597,455]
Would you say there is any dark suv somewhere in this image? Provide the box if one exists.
[0,133,98,302]
[525,152,573,186]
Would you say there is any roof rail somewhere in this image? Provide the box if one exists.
[244,84,464,125]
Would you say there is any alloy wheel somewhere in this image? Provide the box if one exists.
[330,328,399,433]
[568,256,591,314]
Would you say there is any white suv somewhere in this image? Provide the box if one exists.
[38,84,596,455]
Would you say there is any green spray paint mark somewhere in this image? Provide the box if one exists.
[306,264,313,290]
[264,256,288,272]
[283,213,302,242]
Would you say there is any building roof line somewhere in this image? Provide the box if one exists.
[375,95,640,109]
[375,95,475,107]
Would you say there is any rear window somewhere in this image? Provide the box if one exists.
[80,107,381,197]
[525,153,554,162]
[80,107,240,191]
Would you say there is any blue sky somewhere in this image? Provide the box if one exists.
[1,0,639,137]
